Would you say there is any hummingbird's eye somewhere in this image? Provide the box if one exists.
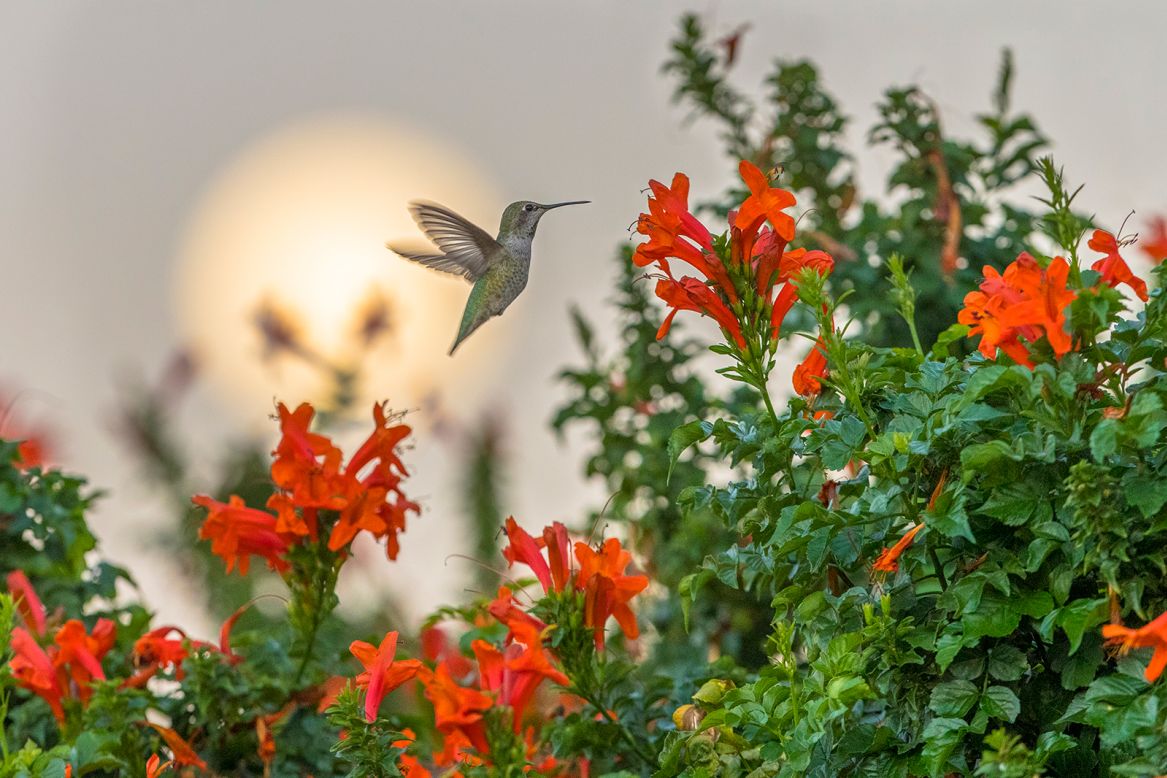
[524,203,536,212]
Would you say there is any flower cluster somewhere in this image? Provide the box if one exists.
[959,230,1145,367]
[502,517,649,650]
[632,161,835,395]
[339,518,648,775]
[7,571,115,722]
[194,401,418,574]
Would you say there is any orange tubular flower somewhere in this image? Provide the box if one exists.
[193,495,291,575]
[734,161,797,242]
[958,253,1076,368]
[1088,229,1148,301]
[10,627,65,721]
[148,724,208,770]
[1102,610,1167,682]
[632,173,725,288]
[767,248,835,341]
[125,626,201,688]
[6,570,47,636]
[574,538,649,650]
[872,524,925,574]
[394,730,433,778]
[654,276,747,349]
[270,402,347,510]
[53,618,116,704]
[502,516,555,593]
[473,628,569,730]
[792,338,829,397]
[542,522,573,593]
[145,754,173,777]
[423,662,494,755]
[1142,216,1167,263]
[350,631,424,722]
[488,586,550,641]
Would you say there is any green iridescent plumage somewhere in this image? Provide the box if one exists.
[387,199,587,354]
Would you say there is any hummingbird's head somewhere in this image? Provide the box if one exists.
[499,200,589,239]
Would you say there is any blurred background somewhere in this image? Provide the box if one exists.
[2,1,1164,636]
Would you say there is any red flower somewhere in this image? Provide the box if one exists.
[270,402,346,510]
[1089,229,1148,301]
[473,628,568,729]
[193,495,291,575]
[53,618,115,705]
[328,403,420,559]
[872,524,925,574]
[792,338,829,397]
[145,754,172,777]
[958,253,1076,368]
[488,586,550,641]
[6,570,46,636]
[502,516,556,593]
[542,522,573,593]
[394,729,433,778]
[9,627,65,721]
[421,625,474,679]
[734,161,797,241]
[422,662,494,755]
[349,631,424,722]
[1102,609,1167,682]
[632,173,722,287]
[148,724,207,770]
[124,626,202,688]
[654,276,747,349]
[574,538,649,650]
[1141,216,1167,263]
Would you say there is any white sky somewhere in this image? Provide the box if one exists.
[2,1,1164,634]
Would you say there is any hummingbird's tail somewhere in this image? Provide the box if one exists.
[448,304,492,356]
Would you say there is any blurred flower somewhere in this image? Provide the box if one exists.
[148,724,207,770]
[145,755,172,777]
[193,495,291,575]
[9,615,116,723]
[9,627,65,720]
[6,570,46,636]
[1140,216,1167,264]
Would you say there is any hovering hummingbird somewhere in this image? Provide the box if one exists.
[387,199,588,355]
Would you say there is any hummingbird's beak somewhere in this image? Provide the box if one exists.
[540,200,590,210]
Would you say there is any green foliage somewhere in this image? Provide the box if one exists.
[660,14,1070,350]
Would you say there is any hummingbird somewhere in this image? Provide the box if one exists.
[387,199,588,354]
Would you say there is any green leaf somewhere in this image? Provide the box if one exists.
[980,685,1021,722]
[987,644,1028,681]
[1053,597,1108,654]
[667,420,712,482]
[979,481,1053,526]
[964,591,1022,640]
[929,680,980,717]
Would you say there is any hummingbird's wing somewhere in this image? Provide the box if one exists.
[387,201,501,282]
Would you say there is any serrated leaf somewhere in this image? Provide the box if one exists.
[667,420,712,482]
[929,680,979,717]
[980,685,1021,722]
